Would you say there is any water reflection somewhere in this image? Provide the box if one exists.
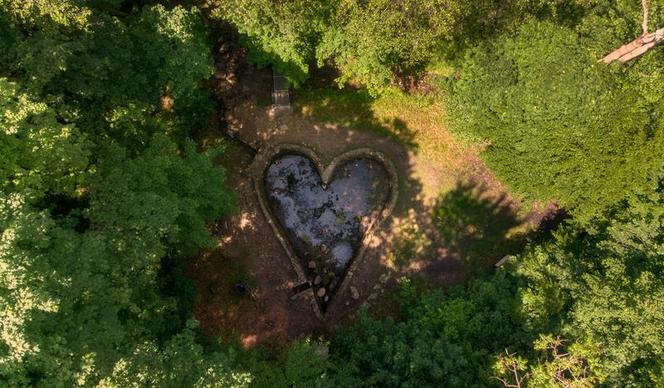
[264,154,390,309]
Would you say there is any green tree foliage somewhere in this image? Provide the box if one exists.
[3,0,664,386]
[442,0,596,57]
[493,335,600,387]
[327,171,664,386]
[449,18,664,220]
[0,82,236,386]
[212,0,463,94]
[0,79,89,198]
[91,135,234,257]
[0,1,239,385]
[329,274,526,386]
[209,0,331,86]
[515,171,664,385]
[246,341,332,386]
[211,0,597,93]
[317,0,461,95]
[99,327,252,387]
[0,1,215,148]
[213,0,462,92]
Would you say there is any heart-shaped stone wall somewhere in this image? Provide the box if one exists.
[253,144,398,318]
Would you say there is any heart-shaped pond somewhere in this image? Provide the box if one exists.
[264,153,391,311]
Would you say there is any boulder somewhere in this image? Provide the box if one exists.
[350,286,360,300]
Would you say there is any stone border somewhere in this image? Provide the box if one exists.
[252,143,399,319]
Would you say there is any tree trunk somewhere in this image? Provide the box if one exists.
[642,0,649,35]
[601,27,664,64]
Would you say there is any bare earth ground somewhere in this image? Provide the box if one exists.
[188,59,556,347]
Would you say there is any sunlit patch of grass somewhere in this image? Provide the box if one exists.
[295,86,454,164]
[426,58,455,76]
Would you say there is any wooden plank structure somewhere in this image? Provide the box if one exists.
[272,69,291,110]
[495,255,512,268]
[601,0,663,64]
[602,27,664,64]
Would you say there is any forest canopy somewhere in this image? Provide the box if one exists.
[1,0,663,386]
[1,2,240,385]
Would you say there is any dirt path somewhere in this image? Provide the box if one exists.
[188,55,555,346]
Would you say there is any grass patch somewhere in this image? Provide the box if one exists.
[295,87,452,164]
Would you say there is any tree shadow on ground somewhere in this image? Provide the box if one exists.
[432,180,529,275]
[294,87,419,151]
[186,250,264,340]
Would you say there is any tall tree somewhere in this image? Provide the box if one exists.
[449,19,664,220]
[317,0,461,95]
[208,0,331,85]
[0,2,239,385]
[513,170,664,385]
[602,0,664,63]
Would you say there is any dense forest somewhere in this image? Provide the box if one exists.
[1,0,663,387]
